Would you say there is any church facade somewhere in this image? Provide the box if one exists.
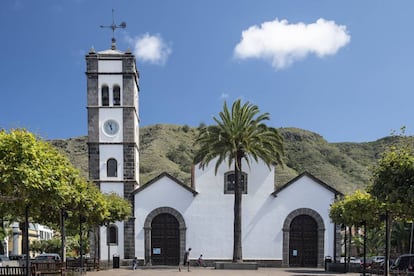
[86,45,341,267]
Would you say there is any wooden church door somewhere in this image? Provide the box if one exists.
[289,215,318,267]
[151,213,180,265]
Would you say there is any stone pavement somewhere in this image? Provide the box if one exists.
[84,267,361,276]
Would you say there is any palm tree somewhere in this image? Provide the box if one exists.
[194,99,284,262]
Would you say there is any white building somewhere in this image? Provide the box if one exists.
[86,42,342,267]
[133,160,342,267]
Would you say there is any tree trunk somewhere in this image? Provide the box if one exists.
[385,211,390,276]
[60,209,66,263]
[233,155,243,262]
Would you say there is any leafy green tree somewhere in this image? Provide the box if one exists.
[0,129,131,259]
[366,227,385,256]
[368,136,414,273]
[101,193,131,225]
[369,143,414,219]
[0,129,81,260]
[391,220,411,254]
[31,238,61,254]
[330,190,382,227]
[330,190,382,266]
[0,129,76,223]
[194,99,284,262]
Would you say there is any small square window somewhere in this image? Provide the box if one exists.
[224,171,247,194]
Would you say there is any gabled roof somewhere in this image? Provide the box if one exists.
[133,172,198,196]
[271,171,343,197]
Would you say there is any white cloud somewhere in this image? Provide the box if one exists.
[234,18,350,69]
[220,93,229,100]
[129,33,171,65]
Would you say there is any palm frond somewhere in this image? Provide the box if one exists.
[194,99,284,174]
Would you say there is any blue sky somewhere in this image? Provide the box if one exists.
[1,0,414,143]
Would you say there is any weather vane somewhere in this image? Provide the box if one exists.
[100,9,126,50]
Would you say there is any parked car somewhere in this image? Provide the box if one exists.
[391,254,414,272]
[361,255,385,269]
[34,253,61,262]
[370,259,394,272]
[340,256,361,263]
[0,255,9,266]
[8,254,24,260]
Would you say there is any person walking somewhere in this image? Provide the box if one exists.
[197,254,204,267]
[179,248,191,272]
[132,257,138,270]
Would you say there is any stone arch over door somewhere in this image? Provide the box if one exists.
[282,208,325,267]
[143,207,186,265]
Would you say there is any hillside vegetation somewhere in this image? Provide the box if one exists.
[49,124,406,194]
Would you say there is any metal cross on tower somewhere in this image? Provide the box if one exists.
[100,9,126,50]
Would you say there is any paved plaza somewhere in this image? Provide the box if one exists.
[84,267,360,276]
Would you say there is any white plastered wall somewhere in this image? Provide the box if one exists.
[274,177,336,259]
[100,183,125,260]
[134,177,196,260]
[99,144,123,181]
[188,159,278,260]
[133,159,337,262]
[98,60,122,73]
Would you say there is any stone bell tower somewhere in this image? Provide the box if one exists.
[86,31,140,260]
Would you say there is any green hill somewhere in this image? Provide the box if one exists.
[49,124,406,194]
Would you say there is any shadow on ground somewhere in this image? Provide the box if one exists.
[285,269,345,275]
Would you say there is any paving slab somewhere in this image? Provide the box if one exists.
[84,267,361,276]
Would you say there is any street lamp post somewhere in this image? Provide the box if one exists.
[24,205,29,276]
[79,214,84,275]
[60,209,67,265]
[363,221,367,276]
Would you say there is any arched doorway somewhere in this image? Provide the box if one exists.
[144,207,187,266]
[151,213,180,265]
[282,208,325,267]
[289,215,318,267]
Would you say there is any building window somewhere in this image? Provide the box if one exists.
[107,158,117,177]
[113,85,121,106]
[102,85,109,106]
[107,224,118,245]
[224,171,248,194]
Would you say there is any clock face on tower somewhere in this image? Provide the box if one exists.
[103,119,120,136]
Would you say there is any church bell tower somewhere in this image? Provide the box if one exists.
[86,36,140,260]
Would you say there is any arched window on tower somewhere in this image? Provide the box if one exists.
[107,224,118,245]
[102,85,109,106]
[113,85,121,106]
[107,158,118,177]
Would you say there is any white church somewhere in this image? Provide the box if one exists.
[85,38,342,268]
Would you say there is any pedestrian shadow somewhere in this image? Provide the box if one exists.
[285,269,343,275]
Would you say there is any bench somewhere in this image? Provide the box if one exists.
[31,262,65,275]
[66,259,99,271]
[0,266,35,276]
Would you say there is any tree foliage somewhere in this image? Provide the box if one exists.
[100,193,132,226]
[0,129,79,224]
[31,238,61,254]
[330,190,382,227]
[194,100,284,172]
[369,141,414,219]
[194,99,284,262]
[0,129,131,234]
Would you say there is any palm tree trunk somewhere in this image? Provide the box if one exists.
[233,155,243,262]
